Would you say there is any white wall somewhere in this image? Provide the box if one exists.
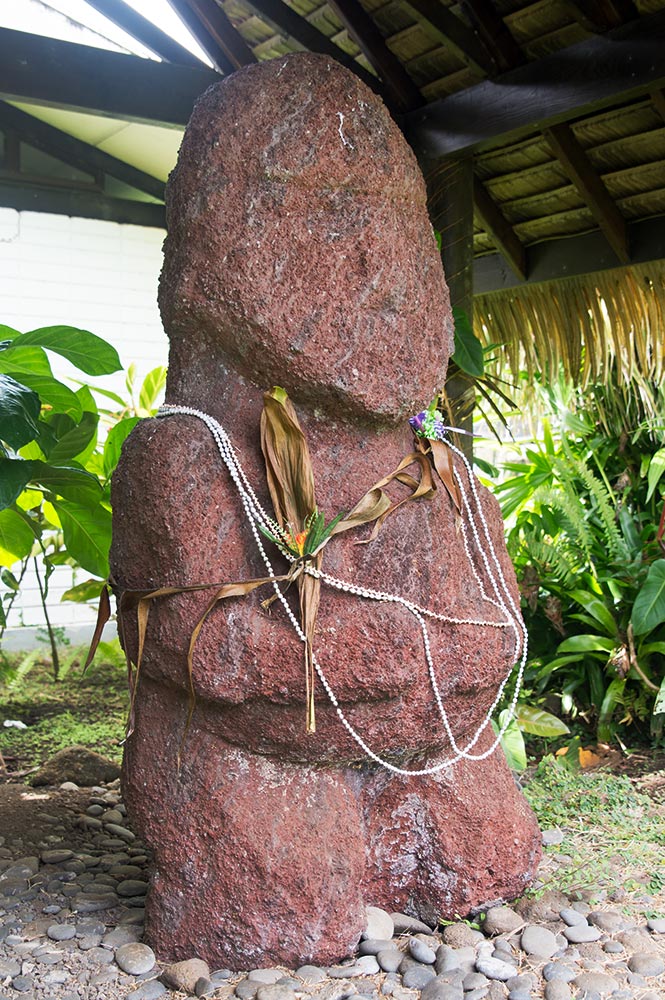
[0,208,168,641]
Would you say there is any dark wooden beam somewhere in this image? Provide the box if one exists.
[651,88,665,125]
[544,122,629,264]
[567,0,639,31]
[327,0,423,111]
[170,0,257,71]
[3,128,20,171]
[0,180,165,227]
[460,0,524,72]
[405,10,665,161]
[243,0,382,96]
[0,102,164,200]
[474,214,665,292]
[403,0,496,76]
[473,177,526,280]
[0,28,219,126]
[85,0,205,66]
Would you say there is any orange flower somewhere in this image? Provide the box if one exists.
[285,529,308,556]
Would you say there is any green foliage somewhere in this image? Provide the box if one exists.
[495,376,665,746]
[0,324,166,677]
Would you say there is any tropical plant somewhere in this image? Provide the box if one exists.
[494,375,665,747]
[0,322,166,677]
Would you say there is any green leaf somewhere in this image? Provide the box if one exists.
[103,417,139,478]
[0,374,41,449]
[61,578,107,603]
[0,508,34,566]
[15,374,82,420]
[516,705,570,737]
[567,590,617,636]
[138,366,167,413]
[14,326,121,376]
[48,411,99,463]
[0,458,101,510]
[557,634,616,654]
[452,306,484,377]
[492,711,527,771]
[54,500,111,578]
[646,448,665,502]
[598,678,626,742]
[654,675,665,715]
[0,325,21,342]
[632,560,665,636]
[0,344,52,377]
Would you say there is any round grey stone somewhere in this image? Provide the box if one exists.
[117,879,149,897]
[47,923,76,941]
[520,925,558,959]
[10,975,32,993]
[126,982,168,999]
[115,942,156,975]
[483,906,523,936]
[402,964,437,989]
[390,912,433,935]
[475,957,517,981]
[435,945,461,974]
[196,979,216,998]
[363,906,394,942]
[541,829,565,846]
[465,990,489,1000]
[409,937,436,964]
[359,938,394,956]
[507,974,536,992]
[103,926,142,947]
[563,923,601,943]
[256,986,297,1000]
[602,940,623,953]
[647,917,665,933]
[420,975,463,1000]
[627,954,665,977]
[41,849,74,865]
[544,982,572,1000]
[464,973,490,990]
[443,924,483,949]
[356,956,380,975]
[587,910,624,932]
[559,908,587,927]
[248,969,283,984]
[377,950,403,974]
[105,823,135,842]
[573,972,618,994]
[236,980,260,1000]
[507,991,531,1000]
[88,945,115,964]
[295,966,326,984]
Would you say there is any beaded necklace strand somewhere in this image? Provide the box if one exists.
[157,404,527,775]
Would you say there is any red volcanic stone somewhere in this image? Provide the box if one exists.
[112,52,541,970]
[159,52,452,425]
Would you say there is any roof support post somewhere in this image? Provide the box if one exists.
[426,156,475,456]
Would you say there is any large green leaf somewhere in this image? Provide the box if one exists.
[598,678,626,743]
[632,560,665,636]
[15,326,121,376]
[647,448,665,502]
[47,411,99,463]
[492,711,527,771]
[0,374,41,449]
[0,458,101,510]
[516,704,570,737]
[568,589,617,636]
[0,345,52,377]
[0,325,21,342]
[138,366,167,412]
[0,508,34,566]
[452,306,484,377]
[54,499,111,578]
[557,634,616,654]
[103,417,138,477]
[15,373,82,420]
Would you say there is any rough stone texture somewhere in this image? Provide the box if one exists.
[30,747,120,788]
[112,52,541,970]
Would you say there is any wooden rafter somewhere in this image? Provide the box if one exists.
[403,0,496,76]
[0,180,165,227]
[473,177,526,281]
[0,102,165,200]
[327,0,423,111]
[567,0,639,31]
[165,0,232,73]
[84,0,205,66]
[172,0,257,71]
[460,0,524,72]
[651,88,665,125]
[0,28,219,126]
[405,10,665,160]
[543,122,629,265]
[244,0,382,96]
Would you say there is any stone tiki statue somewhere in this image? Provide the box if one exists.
[111,53,541,970]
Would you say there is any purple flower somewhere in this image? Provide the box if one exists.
[409,411,427,433]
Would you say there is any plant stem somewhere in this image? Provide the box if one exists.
[33,557,60,681]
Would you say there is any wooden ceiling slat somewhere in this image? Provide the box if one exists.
[84,0,206,66]
[173,0,258,69]
[327,0,423,109]
[402,0,496,75]
[0,102,165,199]
[544,121,630,264]
[0,180,165,227]
[651,88,665,126]
[460,0,524,72]
[473,176,527,279]
[244,0,382,94]
[165,0,247,73]
[405,9,665,160]
[567,0,639,31]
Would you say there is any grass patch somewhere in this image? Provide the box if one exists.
[0,640,128,771]
[523,755,665,916]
